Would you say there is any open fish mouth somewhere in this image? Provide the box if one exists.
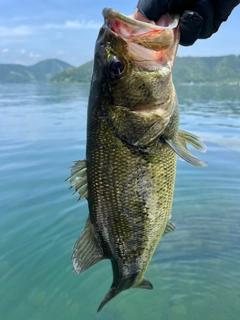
[103,8,179,51]
[102,8,180,68]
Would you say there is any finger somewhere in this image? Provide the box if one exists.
[168,0,197,14]
[193,0,214,38]
[179,11,203,46]
[137,0,168,21]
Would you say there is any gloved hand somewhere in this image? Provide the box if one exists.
[136,0,239,45]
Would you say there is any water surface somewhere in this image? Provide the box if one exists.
[0,84,239,320]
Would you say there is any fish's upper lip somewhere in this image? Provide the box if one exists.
[102,7,179,30]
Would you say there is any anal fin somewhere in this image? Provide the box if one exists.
[72,218,104,274]
[165,130,207,167]
[135,278,153,290]
[65,159,88,200]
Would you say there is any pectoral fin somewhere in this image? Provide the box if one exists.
[72,218,104,274]
[65,159,88,200]
[165,130,207,167]
[178,130,207,153]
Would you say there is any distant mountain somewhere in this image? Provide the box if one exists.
[51,55,240,86]
[1,56,239,85]
[173,55,240,85]
[0,59,73,83]
[50,60,93,84]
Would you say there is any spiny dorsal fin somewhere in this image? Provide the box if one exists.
[163,220,175,235]
[65,159,88,200]
[165,130,207,167]
[72,218,104,274]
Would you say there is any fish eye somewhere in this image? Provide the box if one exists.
[108,56,125,77]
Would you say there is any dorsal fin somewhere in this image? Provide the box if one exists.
[65,159,88,200]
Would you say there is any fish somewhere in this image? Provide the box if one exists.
[66,8,207,312]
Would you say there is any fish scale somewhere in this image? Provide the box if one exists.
[87,109,176,304]
[67,7,206,313]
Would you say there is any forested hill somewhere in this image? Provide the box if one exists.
[51,60,93,84]
[51,55,240,85]
[0,59,73,83]
[1,55,239,85]
[173,55,240,85]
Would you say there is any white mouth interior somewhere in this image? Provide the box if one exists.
[104,12,179,40]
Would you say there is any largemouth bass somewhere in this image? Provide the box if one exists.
[67,8,206,312]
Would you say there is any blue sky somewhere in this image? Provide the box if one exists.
[1,0,239,66]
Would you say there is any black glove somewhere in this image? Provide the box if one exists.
[137,0,239,45]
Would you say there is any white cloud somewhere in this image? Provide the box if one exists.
[56,50,65,55]
[0,25,34,37]
[1,48,9,53]
[19,49,26,54]
[14,60,24,65]
[0,16,38,23]
[29,52,41,58]
[43,20,101,30]
[0,19,100,39]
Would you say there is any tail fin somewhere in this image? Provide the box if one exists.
[97,277,153,312]
[97,286,121,312]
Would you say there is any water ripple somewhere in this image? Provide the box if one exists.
[0,84,240,320]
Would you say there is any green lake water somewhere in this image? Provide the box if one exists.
[0,84,239,320]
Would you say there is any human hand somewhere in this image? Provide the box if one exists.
[134,0,239,46]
